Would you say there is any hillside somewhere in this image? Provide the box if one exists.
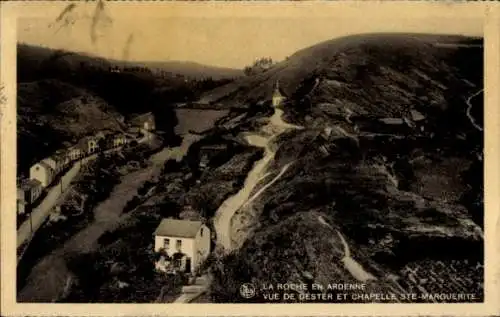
[17,79,125,174]
[197,33,484,302]
[17,44,239,174]
[18,44,243,81]
[134,61,243,80]
[200,33,481,109]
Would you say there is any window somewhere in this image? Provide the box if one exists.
[163,238,170,250]
[176,239,182,250]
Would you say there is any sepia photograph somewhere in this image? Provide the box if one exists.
[1,1,499,316]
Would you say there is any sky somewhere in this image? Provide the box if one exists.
[16,2,484,69]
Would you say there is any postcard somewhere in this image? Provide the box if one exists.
[1,1,499,316]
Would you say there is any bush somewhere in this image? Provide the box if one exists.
[123,196,141,213]
[138,181,154,196]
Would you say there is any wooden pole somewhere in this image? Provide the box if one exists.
[29,211,33,236]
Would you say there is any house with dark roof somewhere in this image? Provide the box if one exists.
[154,218,210,274]
[17,178,43,215]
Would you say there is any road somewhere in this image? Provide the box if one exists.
[317,216,377,282]
[213,106,301,252]
[16,139,148,251]
[17,133,198,302]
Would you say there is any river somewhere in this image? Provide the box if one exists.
[213,106,303,252]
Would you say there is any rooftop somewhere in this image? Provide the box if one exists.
[130,112,154,124]
[379,118,405,125]
[410,110,426,121]
[37,160,54,171]
[19,178,42,190]
[154,218,203,238]
[53,149,68,158]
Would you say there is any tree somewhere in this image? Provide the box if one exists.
[243,57,275,76]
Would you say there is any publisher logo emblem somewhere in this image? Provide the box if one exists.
[240,283,256,299]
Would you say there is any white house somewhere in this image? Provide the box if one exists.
[153,218,211,275]
[29,161,54,187]
[68,146,82,161]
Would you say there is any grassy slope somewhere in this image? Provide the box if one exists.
[208,33,484,302]
[200,33,481,108]
[18,44,243,80]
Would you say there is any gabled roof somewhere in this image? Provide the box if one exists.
[154,218,203,238]
[379,118,405,125]
[19,178,42,190]
[410,110,425,121]
[35,161,53,171]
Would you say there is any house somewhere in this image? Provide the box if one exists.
[68,146,83,161]
[272,80,287,108]
[130,112,156,132]
[409,110,426,132]
[17,179,43,214]
[198,144,229,169]
[29,161,54,187]
[41,153,66,176]
[102,132,126,149]
[154,218,211,275]
[111,133,127,148]
[410,110,426,122]
[79,135,100,155]
[54,150,71,171]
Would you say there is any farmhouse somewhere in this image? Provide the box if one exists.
[153,218,211,275]
[29,161,54,187]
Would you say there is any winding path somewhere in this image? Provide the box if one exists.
[213,107,302,252]
[318,216,377,282]
[465,89,483,132]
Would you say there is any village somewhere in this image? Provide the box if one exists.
[16,112,156,236]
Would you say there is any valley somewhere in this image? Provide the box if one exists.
[16,32,484,304]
